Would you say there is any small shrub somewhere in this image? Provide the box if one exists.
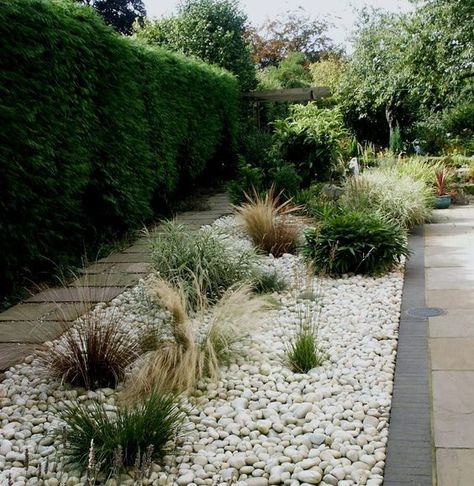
[252,270,288,294]
[60,389,184,472]
[228,157,264,204]
[303,210,409,276]
[269,162,303,199]
[235,187,302,257]
[286,309,325,373]
[39,312,140,390]
[389,123,403,154]
[271,103,349,181]
[150,222,255,310]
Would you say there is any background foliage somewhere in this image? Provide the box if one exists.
[0,0,239,299]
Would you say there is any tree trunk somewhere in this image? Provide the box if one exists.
[385,101,395,145]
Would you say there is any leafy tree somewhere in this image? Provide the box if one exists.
[310,55,346,92]
[135,0,256,90]
[248,7,339,68]
[257,52,312,90]
[79,0,146,34]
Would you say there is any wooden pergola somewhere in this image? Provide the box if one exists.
[243,86,331,103]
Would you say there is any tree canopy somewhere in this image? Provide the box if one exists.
[135,0,256,90]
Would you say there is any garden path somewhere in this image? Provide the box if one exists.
[426,205,474,486]
[0,193,231,375]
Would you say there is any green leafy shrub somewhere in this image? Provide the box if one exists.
[60,390,184,472]
[150,222,255,310]
[269,162,303,199]
[341,167,433,228]
[272,103,349,181]
[0,0,239,300]
[303,210,409,276]
[228,158,264,204]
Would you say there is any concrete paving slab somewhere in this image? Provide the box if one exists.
[425,246,474,268]
[72,273,140,287]
[26,286,125,303]
[0,320,65,343]
[436,448,474,486]
[430,310,474,338]
[0,343,39,371]
[426,290,474,310]
[82,262,150,274]
[98,252,152,264]
[432,370,474,448]
[426,267,474,290]
[0,303,58,321]
[430,338,474,370]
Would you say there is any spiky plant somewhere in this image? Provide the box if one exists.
[59,389,184,473]
[39,311,140,390]
[234,186,302,257]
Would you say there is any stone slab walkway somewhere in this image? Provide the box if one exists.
[0,193,231,372]
[426,206,474,486]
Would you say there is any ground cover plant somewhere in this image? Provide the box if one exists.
[60,389,184,473]
[150,222,255,310]
[234,187,302,257]
[303,210,409,276]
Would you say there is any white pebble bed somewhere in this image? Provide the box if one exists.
[0,216,404,486]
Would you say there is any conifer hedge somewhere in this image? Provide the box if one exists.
[0,0,239,298]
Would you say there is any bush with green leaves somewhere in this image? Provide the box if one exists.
[303,210,409,276]
[0,0,239,301]
[340,167,433,228]
[272,103,349,181]
[59,390,184,473]
[150,222,255,310]
[252,270,288,294]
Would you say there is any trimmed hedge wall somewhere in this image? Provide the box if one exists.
[0,0,239,298]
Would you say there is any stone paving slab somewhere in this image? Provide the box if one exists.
[0,321,65,343]
[0,302,58,321]
[429,310,474,338]
[98,252,152,264]
[436,448,474,486]
[426,289,474,309]
[0,343,39,370]
[26,286,125,303]
[432,370,474,449]
[72,272,141,287]
[81,262,151,274]
[426,267,474,290]
[431,338,474,370]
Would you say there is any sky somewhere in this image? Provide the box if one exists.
[142,0,414,50]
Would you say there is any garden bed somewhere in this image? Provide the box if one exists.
[0,215,404,486]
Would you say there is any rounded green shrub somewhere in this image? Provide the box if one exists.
[303,210,409,276]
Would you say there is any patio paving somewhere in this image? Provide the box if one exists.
[426,205,474,486]
[0,193,231,372]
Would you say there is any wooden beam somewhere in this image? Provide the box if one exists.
[243,86,331,102]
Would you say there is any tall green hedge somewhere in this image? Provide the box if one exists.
[0,0,239,299]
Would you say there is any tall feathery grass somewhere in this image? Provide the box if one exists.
[122,280,271,402]
[234,187,302,257]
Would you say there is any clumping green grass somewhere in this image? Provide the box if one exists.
[150,222,255,311]
[286,311,326,373]
[59,389,184,474]
[252,270,288,294]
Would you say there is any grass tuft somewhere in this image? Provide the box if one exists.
[59,389,184,474]
[286,308,326,373]
[251,270,288,294]
[234,186,302,257]
[39,311,140,390]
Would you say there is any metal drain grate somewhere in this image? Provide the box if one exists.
[406,307,446,318]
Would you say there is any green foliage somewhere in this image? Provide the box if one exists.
[341,166,433,228]
[303,210,409,276]
[252,270,288,294]
[150,222,255,310]
[309,56,346,92]
[269,162,303,199]
[60,390,184,472]
[285,310,325,373]
[272,103,349,181]
[0,0,239,300]
[79,0,146,35]
[227,158,264,204]
[257,52,312,90]
[135,0,256,90]
[389,123,403,154]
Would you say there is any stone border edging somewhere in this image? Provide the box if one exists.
[384,225,433,485]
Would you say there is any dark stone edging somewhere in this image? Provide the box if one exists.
[384,225,433,485]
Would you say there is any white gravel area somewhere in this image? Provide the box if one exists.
[0,216,404,486]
